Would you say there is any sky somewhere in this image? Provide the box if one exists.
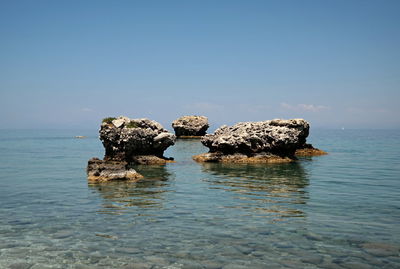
[1,0,399,130]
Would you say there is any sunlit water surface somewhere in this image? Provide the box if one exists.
[0,129,399,268]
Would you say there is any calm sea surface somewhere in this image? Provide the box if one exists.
[0,129,399,269]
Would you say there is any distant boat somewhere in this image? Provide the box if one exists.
[75,136,86,139]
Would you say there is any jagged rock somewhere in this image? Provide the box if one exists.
[172,115,209,138]
[87,158,143,182]
[194,119,312,163]
[295,143,327,156]
[87,116,176,182]
[202,119,309,155]
[100,116,176,163]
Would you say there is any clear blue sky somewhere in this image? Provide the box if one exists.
[1,0,399,130]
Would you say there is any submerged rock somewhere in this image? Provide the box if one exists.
[87,158,143,183]
[361,242,400,257]
[172,115,209,138]
[194,119,324,163]
[87,116,176,182]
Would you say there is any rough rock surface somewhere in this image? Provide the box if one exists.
[172,115,209,137]
[87,158,143,183]
[194,119,314,163]
[202,119,309,155]
[100,116,176,163]
[87,116,176,182]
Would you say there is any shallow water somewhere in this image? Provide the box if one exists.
[0,129,399,268]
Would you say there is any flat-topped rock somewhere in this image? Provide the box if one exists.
[172,115,209,137]
[87,158,143,183]
[194,119,324,163]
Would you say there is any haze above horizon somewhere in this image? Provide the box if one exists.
[1,0,399,129]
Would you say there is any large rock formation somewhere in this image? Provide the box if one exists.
[202,119,309,155]
[100,116,176,163]
[172,115,209,138]
[193,119,324,163]
[87,116,176,182]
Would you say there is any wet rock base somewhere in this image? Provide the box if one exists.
[176,135,203,139]
[87,158,143,183]
[295,144,328,157]
[129,155,175,165]
[192,152,294,163]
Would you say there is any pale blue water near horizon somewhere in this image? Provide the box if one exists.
[0,129,399,268]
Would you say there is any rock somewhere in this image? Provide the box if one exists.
[51,229,75,239]
[194,119,312,163]
[87,116,175,182]
[295,143,327,156]
[143,255,169,266]
[234,245,254,255]
[361,242,399,257]
[192,152,293,163]
[340,261,373,269]
[114,247,141,254]
[73,266,94,269]
[319,260,344,269]
[122,263,152,269]
[279,260,308,268]
[111,116,130,128]
[172,115,209,137]
[202,119,309,154]
[222,264,249,269]
[9,263,34,269]
[300,253,324,265]
[87,158,143,183]
[174,260,204,269]
[198,260,223,269]
[130,155,174,165]
[30,265,54,269]
[304,232,324,241]
[100,116,176,163]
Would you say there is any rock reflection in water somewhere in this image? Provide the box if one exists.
[89,165,173,214]
[200,162,309,221]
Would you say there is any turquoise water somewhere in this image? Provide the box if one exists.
[0,129,399,268]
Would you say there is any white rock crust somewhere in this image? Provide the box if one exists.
[172,115,209,137]
[201,119,309,155]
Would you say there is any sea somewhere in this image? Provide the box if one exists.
[0,129,399,269]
